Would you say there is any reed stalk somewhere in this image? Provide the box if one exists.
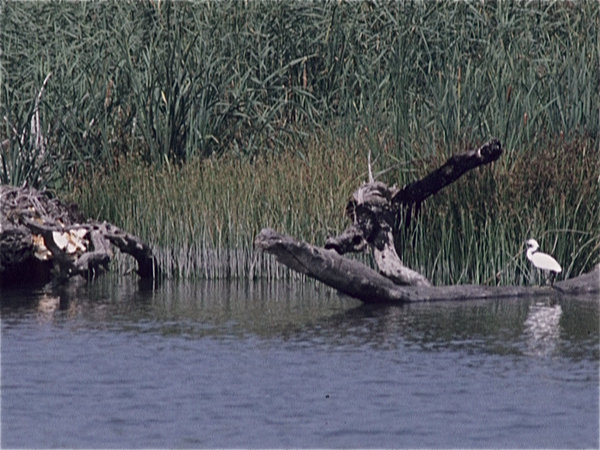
[2,1,598,173]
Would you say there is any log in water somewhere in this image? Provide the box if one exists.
[0,185,157,286]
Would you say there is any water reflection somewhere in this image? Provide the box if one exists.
[1,278,598,448]
[1,277,598,361]
[36,294,61,317]
[523,299,562,357]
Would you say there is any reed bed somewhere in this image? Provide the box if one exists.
[2,1,598,180]
[68,131,599,285]
[3,1,599,284]
[397,134,599,285]
[70,131,368,279]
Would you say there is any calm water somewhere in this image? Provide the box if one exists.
[1,277,598,448]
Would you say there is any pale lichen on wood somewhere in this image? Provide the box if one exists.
[325,139,503,287]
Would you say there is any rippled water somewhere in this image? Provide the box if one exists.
[1,277,598,448]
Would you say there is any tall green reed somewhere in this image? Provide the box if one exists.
[69,131,368,279]
[395,134,600,285]
[68,131,599,284]
[3,1,598,284]
[2,1,598,186]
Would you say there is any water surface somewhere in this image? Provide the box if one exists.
[2,277,598,448]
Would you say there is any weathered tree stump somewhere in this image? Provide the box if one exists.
[256,139,599,303]
[0,185,158,286]
[324,139,503,287]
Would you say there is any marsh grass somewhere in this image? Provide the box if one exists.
[2,1,598,172]
[396,134,600,285]
[3,1,599,283]
[68,131,599,284]
[70,130,369,279]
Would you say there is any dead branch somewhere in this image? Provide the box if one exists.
[257,228,600,304]
[325,139,503,286]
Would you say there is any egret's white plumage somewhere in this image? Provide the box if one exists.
[526,238,562,286]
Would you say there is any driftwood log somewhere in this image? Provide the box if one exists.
[0,185,158,286]
[256,228,599,304]
[256,139,599,303]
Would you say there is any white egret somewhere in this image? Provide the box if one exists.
[525,239,562,286]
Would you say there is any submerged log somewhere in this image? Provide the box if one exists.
[0,186,158,286]
[256,228,600,304]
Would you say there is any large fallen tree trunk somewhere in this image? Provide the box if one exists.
[256,228,600,304]
[255,139,599,303]
[0,186,158,286]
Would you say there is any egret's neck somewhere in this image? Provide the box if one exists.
[526,247,537,260]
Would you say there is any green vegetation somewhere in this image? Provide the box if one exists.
[2,1,598,284]
[71,131,366,279]
[71,131,598,285]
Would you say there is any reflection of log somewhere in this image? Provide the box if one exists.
[256,228,600,304]
[0,186,158,286]
[325,139,503,286]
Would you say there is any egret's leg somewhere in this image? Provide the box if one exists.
[539,271,546,287]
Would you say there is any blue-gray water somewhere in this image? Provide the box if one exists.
[1,277,598,448]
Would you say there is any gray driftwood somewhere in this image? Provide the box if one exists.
[323,139,502,287]
[256,139,598,302]
[0,185,158,286]
[256,228,600,304]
